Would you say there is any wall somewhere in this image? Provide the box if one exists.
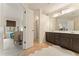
[0,4,4,48]
[34,10,56,43]
[34,10,40,42]
[1,3,25,31]
[0,4,3,26]
[49,17,56,31]
[73,16,79,31]
[39,11,50,43]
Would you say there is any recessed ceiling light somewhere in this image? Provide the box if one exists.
[62,8,75,14]
[52,13,61,17]
[52,8,76,18]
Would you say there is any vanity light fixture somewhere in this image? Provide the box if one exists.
[52,8,75,18]
[52,12,61,17]
[62,8,75,14]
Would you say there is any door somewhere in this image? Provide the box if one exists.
[23,9,34,49]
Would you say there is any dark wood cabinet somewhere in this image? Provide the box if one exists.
[54,33,60,45]
[72,37,79,52]
[60,34,72,50]
[46,32,79,53]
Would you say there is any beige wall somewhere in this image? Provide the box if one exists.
[34,10,50,43]
[34,10,40,42]
[49,17,56,31]
[0,4,25,31]
[73,16,79,30]
[39,11,50,43]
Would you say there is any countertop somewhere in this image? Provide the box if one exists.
[49,31,79,34]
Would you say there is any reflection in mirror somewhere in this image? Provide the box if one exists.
[55,9,79,31]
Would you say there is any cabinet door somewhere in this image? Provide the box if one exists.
[60,34,72,49]
[60,38,71,49]
[50,33,55,43]
[46,32,51,42]
[54,33,60,45]
[72,38,79,52]
[46,32,55,44]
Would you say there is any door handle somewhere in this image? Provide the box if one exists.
[24,26,26,29]
[24,41,26,44]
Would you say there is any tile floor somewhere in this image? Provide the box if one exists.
[30,45,79,56]
[20,43,79,56]
[0,41,79,56]
[0,45,22,56]
[19,43,49,56]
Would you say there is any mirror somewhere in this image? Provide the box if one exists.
[55,9,79,31]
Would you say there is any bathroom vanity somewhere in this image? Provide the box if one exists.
[46,31,79,53]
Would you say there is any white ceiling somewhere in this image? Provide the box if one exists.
[56,9,79,19]
[24,3,70,14]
